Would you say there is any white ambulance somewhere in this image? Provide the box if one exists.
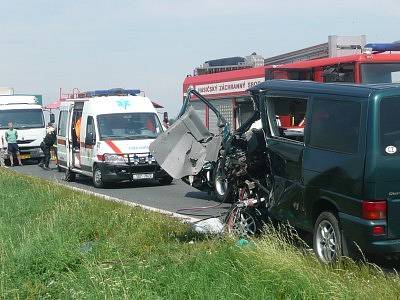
[56,88,172,188]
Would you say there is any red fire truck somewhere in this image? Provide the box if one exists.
[183,43,400,132]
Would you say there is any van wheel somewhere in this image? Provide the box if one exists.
[313,211,343,263]
[65,169,76,182]
[159,176,173,185]
[213,159,233,203]
[93,165,105,188]
[57,165,63,172]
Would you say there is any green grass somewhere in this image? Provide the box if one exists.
[1,170,400,299]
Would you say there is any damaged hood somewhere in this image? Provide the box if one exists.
[149,106,222,179]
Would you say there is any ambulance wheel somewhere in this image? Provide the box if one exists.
[159,176,173,185]
[65,169,76,182]
[93,165,106,188]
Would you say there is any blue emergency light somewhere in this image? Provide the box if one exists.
[364,42,400,53]
[85,88,141,97]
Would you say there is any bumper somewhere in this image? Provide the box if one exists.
[340,212,400,254]
[12,146,44,159]
[97,162,171,182]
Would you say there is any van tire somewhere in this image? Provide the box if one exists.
[313,211,344,263]
[213,159,233,203]
[65,169,76,182]
[93,165,106,188]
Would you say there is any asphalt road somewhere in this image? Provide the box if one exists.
[12,161,231,220]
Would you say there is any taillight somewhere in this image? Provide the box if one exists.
[97,154,105,161]
[362,200,387,220]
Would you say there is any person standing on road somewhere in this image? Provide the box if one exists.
[0,136,8,168]
[5,122,22,167]
[39,123,57,170]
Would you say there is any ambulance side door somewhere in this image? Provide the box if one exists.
[80,115,97,173]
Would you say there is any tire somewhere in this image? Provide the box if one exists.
[93,165,105,188]
[65,169,76,182]
[213,159,233,203]
[225,207,265,237]
[57,165,64,172]
[313,211,344,263]
[159,176,173,185]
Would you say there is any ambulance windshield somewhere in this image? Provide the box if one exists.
[97,112,162,140]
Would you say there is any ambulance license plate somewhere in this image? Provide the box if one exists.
[20,154,31,160]
[132,173,153,180]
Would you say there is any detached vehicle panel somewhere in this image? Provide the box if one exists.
[151,81,400,263]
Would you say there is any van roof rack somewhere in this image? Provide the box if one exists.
[77,88,141,98]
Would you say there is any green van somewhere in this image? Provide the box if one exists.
[151,80,400,263]
[248,80,400,262]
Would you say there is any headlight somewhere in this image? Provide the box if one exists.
[104,154,126,164]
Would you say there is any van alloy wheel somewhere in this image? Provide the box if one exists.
[226,207,257,236]
[315,220,337,262]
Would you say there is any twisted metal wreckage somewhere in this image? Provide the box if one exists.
[150,88,274,236]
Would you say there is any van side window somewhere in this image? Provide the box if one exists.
[309,99,361,153]
[265,96,307,142]
[86,116,96,141]
[58,111,68,137]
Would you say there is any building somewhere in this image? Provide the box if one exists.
[264,35,367,65]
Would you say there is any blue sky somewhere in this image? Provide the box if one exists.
[0,0,399,114]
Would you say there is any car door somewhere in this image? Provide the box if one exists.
[261,92,310,229]
[150,89,228,191]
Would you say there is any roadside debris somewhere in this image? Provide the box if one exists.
[192,217,224,235]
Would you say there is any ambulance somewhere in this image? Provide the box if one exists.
[56,88,173,188]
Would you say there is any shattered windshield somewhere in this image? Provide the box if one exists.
[97,112,162,140]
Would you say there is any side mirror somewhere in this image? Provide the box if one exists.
[50,113,55,124]
[163,112,169,123]
[85,132,95,145]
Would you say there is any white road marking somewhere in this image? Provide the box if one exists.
[58,183,201,224]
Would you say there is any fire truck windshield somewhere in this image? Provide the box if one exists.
[361,63,400,84]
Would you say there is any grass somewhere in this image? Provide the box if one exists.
[1,170,400,299]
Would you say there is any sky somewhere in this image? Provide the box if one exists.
[0,0,399,115]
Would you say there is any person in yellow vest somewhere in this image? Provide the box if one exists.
[75,117,82,143]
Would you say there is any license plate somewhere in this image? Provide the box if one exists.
[132,173,154,180]
[20,154,31,160]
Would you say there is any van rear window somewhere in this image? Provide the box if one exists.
[380,97,400,155]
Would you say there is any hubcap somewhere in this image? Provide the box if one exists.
[215,163,228,196]
[228,208,257,236]
[315,220,337,263]
[94,169,102,184]
[215,175,228,196]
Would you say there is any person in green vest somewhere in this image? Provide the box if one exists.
[5,122,22,167]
